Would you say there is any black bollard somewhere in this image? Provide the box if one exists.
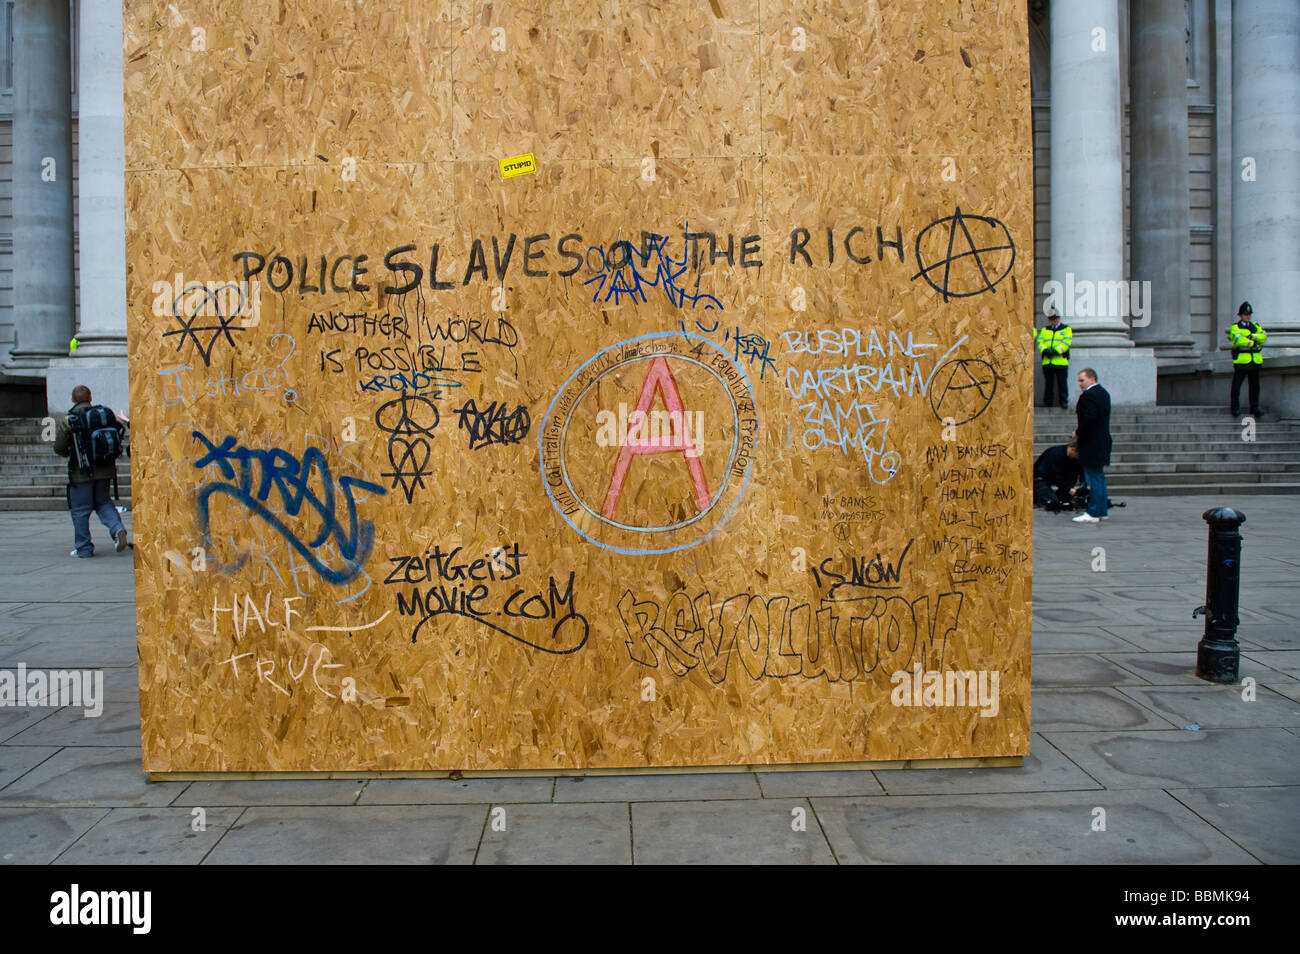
[1193,507,1245,683]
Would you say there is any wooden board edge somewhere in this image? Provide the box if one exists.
[149,756,1022,781]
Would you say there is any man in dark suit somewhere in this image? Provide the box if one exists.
[1072,368,1112,523]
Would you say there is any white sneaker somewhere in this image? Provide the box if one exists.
[1073,513,1100,523]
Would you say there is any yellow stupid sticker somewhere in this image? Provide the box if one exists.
[498,153,537,179]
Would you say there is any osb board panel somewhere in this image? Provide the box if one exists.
[125,0,1034,772]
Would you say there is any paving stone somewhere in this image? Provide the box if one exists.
[1032,687,1175,732]
[0,745,60,791]
[1242,650,1300,679]
[1268,681,1300,705]
[95,666,141,703]
[58,584,136,603]
[1084,587,1204,608]
[1118,684,1300,729]
[756,770,884,798]
[1259,555,1300,572]
[1033,606,1109,625]
[1104,651,1281,686]
[554,772,761,802]
[812,790,1257,864]
[1033,587,1103,605]
[1041,727,1300,789]
[0,603,102,623]
[0,663,127,708]
[13,636,139,668]
[632,799,834,864]
[0,746,183,807]
[477,802,630,864]
[173,779,366,807]
[1126,603,1239,626]
[875,735,1102,795]
[1032,628,1139,653]
[10,620,139,639]
[1237,624,1300,652]
[1033,654,1151,688]
[1096,625,1207,653]
[1248,603,1300,624]
[0,705,62,744]
[0,640,48,668]
[203,806,483,864]
[360,777,555,805]
[1166,786,1300,864]
[6,700,139,746]
[0,807,109,864]
[53,807,244,864]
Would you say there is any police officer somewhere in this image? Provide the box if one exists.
[1036,308,1072,409]
[1227,301,1266,417]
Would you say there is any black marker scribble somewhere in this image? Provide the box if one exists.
[912,207,1015,302]
[453,399,531,450]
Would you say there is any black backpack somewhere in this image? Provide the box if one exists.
[69,405,125,477]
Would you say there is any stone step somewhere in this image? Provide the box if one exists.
[1034,439,1300,451]
[0,474,136,487]
[1034,424,1300,437]
[1034,404,1230,414]
[0,432,136,444]
[0,483,133,496]
[1105,470,1298,485]
[0,501,132,513]
[1105,460,1300,475]
[1106,450,1300,463]
[0,454,137,464]
[1033,410,1291,423]
[1107,482,1300,496]
[1034,421,1300,434]
[0,485,74,497]
[1035,442,1300,452]
[0,470,135,480]
[0,498,72,511]
[0,459,137,473]
[1033,445,1300,458]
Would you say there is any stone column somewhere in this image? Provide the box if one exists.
[1232,0,1300,348]
[1130,0,1195,356]
[1049,0,1156,403]
[72,0,128,360]
[7,0,75,374]
[45,0,133,414]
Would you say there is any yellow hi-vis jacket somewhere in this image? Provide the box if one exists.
[1036,322,1072,367]
[1228,320,1266,365]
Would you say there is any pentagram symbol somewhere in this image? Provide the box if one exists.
[374,393,440,503]
[913,207,1015,302]
[929,358,998,425]
[161,283,246,367]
